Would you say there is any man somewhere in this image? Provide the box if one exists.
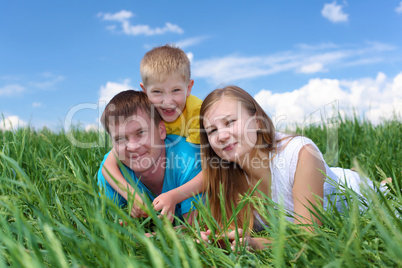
[97,90,201,222]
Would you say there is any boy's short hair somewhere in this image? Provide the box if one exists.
[101,90,162,134]
[140,44,191,87]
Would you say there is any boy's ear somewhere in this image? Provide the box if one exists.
[186,79,194,97]
[158,120,167,140]
[140,83,146,93]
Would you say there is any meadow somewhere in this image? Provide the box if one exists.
[0,117,401,267]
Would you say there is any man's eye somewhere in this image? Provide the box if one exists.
[227,120,236,125]
[115,137,125,143]
[137,130,146,137]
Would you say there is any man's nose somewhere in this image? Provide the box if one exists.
[126,141,141,151]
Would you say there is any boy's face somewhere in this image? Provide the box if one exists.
[109,109,166,174]
[141,74,194,123]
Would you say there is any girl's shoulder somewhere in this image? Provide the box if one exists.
[274,132,320,163]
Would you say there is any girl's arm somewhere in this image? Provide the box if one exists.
[215,145,325,250]
[229,145,325,249]
[152,171,205,221]
[292,144,325,230]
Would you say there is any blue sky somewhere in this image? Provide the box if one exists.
[1,0,401,131]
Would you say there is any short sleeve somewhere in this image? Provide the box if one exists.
[164,135,202,215]
[97,152,128,207]
[185,95,202,144]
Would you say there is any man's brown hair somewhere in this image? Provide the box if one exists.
[101,90,162,134]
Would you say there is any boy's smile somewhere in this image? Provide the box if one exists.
[141,75,194,123]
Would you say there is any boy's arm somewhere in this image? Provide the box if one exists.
[152,171,205,221]
[102,149,147,218]
[102,149,133,200]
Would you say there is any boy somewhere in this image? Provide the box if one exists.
[98,90,201,221]
[102,45,204,221]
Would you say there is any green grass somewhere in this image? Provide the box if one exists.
[0,117,401,267]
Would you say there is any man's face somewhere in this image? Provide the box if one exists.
[142,74,193,123]
[109,109,166,174]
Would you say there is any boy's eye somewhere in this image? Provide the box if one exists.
[152,90,162,94]
[173,88,181,92]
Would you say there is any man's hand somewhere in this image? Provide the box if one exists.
[152,191,177,223]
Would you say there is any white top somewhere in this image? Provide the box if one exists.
[269,132,372,222]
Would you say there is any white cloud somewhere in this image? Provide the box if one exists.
[98,79,135,104]
[296,43,339,50]
[187,52,194,63]
[396,2,402,14]
[0,116,27,130]
[85,124,99,132]
[32,102,42,108]
[174,36,209,49]
[321,2,349,23]
[0,84,25,96]
[343,57,383,67]
[122,21,183,36]
[98,10,134,22]
[192,42,395,84]
[298,62,325,74]
[254,72,402,127]
[98,10,183,36]
[30,73,65,89]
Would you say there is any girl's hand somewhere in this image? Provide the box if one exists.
[227,229,271,250]
[225,229,252,250]
[199,229,212,243]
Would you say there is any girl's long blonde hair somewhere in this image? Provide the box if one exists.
[200,85,277,230]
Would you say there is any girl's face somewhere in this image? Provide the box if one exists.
[203,97,259,163]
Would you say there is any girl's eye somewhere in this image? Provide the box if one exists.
[207,129,217,135]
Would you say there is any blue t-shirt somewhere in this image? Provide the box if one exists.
[97,135,202,218]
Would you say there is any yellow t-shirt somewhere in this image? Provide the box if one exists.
[164,95,202,144]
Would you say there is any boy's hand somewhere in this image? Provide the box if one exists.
[152,191,177,223]
[130,195,148,218]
